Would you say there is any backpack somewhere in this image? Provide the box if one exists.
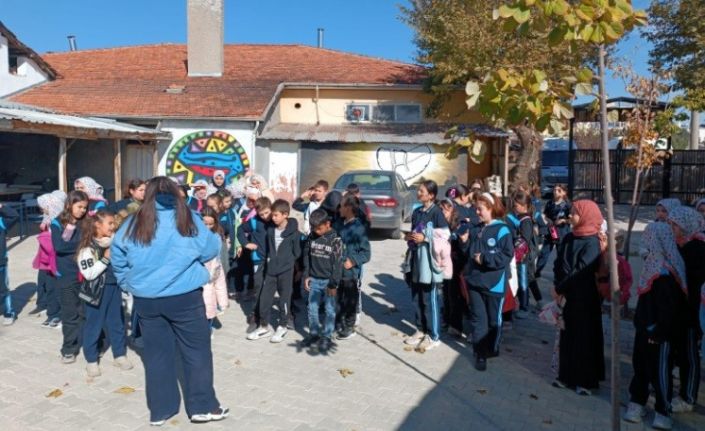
[507,214,533,262]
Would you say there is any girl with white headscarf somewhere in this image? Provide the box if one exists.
[667,206,705,411]
[74,177,108,215]
[624,222,688,428]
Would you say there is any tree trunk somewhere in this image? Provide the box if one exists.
[622,168,644,259]
[691,111,700,150]
[510,125,543,191]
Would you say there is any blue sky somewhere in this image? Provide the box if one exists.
[3,0,653,100]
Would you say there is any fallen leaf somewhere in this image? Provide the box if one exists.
[415,347,426,354]
[114,386,136,394]
[234,359,242,366]
[529,394,538,400]
[476,388,488,395]
[403,346,414,352]
[169,419,179,425]
[46,389,63,398]
[337,368,354,378]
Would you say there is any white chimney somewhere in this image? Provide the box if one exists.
[187,0,224,77]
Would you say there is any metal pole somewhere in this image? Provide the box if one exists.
[599,45,621,431]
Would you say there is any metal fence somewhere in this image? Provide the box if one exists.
[569,149,705,205]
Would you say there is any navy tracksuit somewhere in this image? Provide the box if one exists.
[464,220,514,359]
[536,199,571,276]
[0,205,19,318]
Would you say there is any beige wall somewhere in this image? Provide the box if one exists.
[277,88,483,125]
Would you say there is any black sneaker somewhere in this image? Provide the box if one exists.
[319,337,334,352]
[41,318,52,328]
[28,307,45,316]
[475,357,487,371]
[302,335,320,347]
[190,407,229,423]
[336,329,356,340]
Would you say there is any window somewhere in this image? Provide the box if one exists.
[395,104,422,122]
[8,55,18,75]
[334,173,394,191]
[372,105,395,123]
[345,104,370,122]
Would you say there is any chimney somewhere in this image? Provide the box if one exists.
[317,28,324,48]
[187,0,224,77]
[67,35,77,51]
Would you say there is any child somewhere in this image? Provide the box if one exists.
[110,178,145,213]
[404,180,449,352]
[668,206,705,412]
[463,193,514,371]
[32,191,65,327]
[553,200,604,395]
[536,184,571,278]
[508,191,540,318]
[293,180,329,235]
[188,180,209,212]
[239,197,271,325]
[51,191,89,363]
[211,170,226,192]
[623,222,688,429]
[77,210,133,377]
[202,208,230,278]
[74,176,108,215]
[0,202,19,325]
[200,208,230,338]
[655,198,681,222]
[344,183,371,228]
[596,229,633,308]
[438,199,461,335]
[335,195,371,340]
[303,209,343,351]
[248,200,301,342]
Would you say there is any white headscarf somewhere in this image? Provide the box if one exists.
[37,190,66,227]
[75,176,106,202]
[637,222,687,296]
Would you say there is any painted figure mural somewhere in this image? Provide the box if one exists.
[165,130,250,185]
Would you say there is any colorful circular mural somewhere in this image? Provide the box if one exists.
[165,130,250,185]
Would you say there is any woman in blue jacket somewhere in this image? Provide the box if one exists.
[464,193,514,371]
[111,177,227,426]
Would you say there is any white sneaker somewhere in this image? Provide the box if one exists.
[86,362,101,377]
[114,356,133,371]
[270,326,288,343]
[2,315,16,326]
[246,325,273,340]
[671,396,694,413]
[416,335,441,351]
[190,407,229,423]
[622,402,646,423]
[404,330,424,345]
[652,413,672,430]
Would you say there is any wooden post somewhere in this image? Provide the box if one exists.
[114,139,122,202]
[58,137,67,192]
[152,142,159,176]
[503,138,509,197]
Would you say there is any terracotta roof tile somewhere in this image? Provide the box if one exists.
[10,44,425,119]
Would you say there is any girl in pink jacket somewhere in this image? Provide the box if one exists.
[201,208,230,336]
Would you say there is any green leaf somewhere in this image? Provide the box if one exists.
[575,82,593,96]
[615,0,633,15]
[498,5,516,19]
[535,114,552,132]
[590,23,605,43]
[602,21,622,42]
[513,7,531,24]
[553,0,569,16]
[548,26,567,46]
[576,4,595,21]
[580,24,594,42]
[576,67,594,83]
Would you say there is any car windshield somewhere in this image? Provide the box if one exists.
[542,151,569,167]
[335,173,393,191]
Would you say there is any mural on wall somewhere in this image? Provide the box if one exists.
[165,131,250,185]
[375,144,432,181]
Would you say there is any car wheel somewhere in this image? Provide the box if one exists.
[389,226,403,240]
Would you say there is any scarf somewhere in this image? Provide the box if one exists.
[695,198,705,215]
[37,190,66,228]
[571,200,603,237]
[637,222,687,296]
[76,176,107,202]
[94,235,114,249]
[61,223,76,242]
[656,198,681,217]
[668,206,705,245]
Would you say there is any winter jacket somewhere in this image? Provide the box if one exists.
[32,230,58,276]
[111,203,221,298]
[432,228,452,280]
[544,199,571,239]
[50,219,82,278]
[409,204,449,285]
[237,214,268,264]
[303,229,343,289]
[464,220,514,295]
[633,273,688,343]
[336,217,371,280]
[77,243,117,285]
[0,204,19,266]
[202,257,228,319]
[265,218,302,276]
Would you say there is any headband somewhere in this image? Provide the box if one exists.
[481,192,495,205]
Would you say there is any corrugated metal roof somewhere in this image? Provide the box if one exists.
[0,100,169,139]
[258,122,507,145]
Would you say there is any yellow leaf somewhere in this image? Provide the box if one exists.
[46,389,63,398]
[114,386,136,394]
[580,24,594,42]
[498,5,516,19]
[553,0,569,16]
[513,7,531,24]
[337,368,354,378]
[590,23,605,43]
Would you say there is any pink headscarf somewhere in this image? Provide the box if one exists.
[571,200,604,237]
